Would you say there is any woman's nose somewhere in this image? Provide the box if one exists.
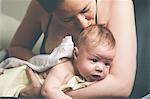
[75,14,91,29]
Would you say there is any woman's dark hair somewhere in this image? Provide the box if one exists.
[37,0,60,12]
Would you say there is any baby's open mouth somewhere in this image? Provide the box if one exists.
[90,75,101,81]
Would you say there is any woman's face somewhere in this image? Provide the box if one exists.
[53,0,96,30]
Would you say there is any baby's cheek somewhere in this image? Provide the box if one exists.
[82,66,93,73]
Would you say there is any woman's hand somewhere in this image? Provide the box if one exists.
[20,67,42,96]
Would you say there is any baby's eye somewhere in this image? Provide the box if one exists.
[90,59,98,63]
[104,61,111,66]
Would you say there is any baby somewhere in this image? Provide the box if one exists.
[41,24,116,99]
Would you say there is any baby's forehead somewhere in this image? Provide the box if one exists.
[82,40,115,51]
[79,34,115,51]
[83,44,115,58]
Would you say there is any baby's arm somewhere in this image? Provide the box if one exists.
[41,61,74,99]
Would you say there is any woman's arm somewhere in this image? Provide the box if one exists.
[67,0,137,98]
[8,0,44,60]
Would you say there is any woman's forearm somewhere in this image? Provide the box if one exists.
[67,74,132,98]
[42,88,72,99]
[8,0,43,61]
[8,46,35,60]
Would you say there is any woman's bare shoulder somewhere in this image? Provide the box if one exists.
[27,0,48,18]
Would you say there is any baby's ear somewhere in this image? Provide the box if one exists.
[73,47,79,61]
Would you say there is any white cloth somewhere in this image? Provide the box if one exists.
[0,65,28,97]
[0,36,74,73]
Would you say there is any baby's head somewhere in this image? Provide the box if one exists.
[73,24,115,82]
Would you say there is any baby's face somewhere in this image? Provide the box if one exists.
[75,45,115,82]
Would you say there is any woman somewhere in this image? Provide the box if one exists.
[9,0,137,98]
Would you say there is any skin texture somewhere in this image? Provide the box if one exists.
[9,0,136,98]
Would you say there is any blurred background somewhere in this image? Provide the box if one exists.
[131,0,150,98]
[0,0,30,20]
[0,0,149,98]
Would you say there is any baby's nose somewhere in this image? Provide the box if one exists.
[95,64,105,73]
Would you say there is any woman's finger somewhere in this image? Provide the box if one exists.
[20,85,32,96]
[26,67,41,87]
[39,72,47,79]
[21,67,42,96]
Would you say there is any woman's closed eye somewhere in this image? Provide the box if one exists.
[63,5,90,23]
[63,17,74,23]
[80,7,90,14]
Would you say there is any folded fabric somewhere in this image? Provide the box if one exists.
[0,64,46,97]
[0,65,28,97]
[28,36,74,72]
[60,76,94,92]
[0,36,74,73]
